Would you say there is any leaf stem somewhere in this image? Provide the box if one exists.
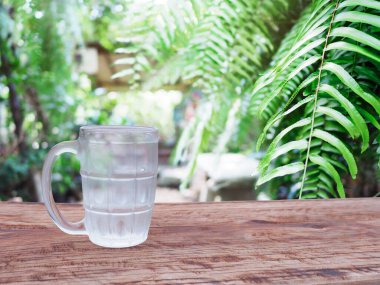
[299,0,341,199]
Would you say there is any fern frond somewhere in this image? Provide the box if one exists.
[114,0,210,87]
[176,0,309,188]
[114,0,308,190]
[254,0,380,198]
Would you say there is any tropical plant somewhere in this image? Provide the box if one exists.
[112,0,212,89]
[115,0,380,198]
[0,0,127,201]
[252,0,380,198]
[116,0,308,188]
[0,0,84,200]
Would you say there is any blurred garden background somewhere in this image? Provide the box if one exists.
[1,0,379,202]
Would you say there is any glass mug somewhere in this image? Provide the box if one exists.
[42,126,159,248]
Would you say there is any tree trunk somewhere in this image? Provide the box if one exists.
[0,5,26,155]
[0,53,26,155]
[25,86,49,138]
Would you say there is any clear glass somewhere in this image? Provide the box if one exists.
[42,125,159,248]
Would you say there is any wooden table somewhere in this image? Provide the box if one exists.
[1,199,380,284]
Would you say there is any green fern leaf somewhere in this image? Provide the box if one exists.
[334,11,380,28]
[253,0,380,199]
[323,63,380,116]
[256,162,305,186]
[316,106,359,139]
[312,129,357,178]
[309,155,345,198]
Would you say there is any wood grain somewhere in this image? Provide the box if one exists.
[1,199,380,284]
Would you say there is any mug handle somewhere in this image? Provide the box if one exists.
[42,140,86,235]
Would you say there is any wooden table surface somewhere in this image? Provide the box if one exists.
[1,199,380,284]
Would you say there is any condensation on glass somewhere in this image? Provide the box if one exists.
[42,126,159,248]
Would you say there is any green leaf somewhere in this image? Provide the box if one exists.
[309,155,345,198]
[324,155,348,172]
[339,0,380,10]
[319,84,368,151]
[259,55,320,117]
[301,192,317,199]
[111,69,134,79]
[319,173,334,192]
[114,57,136,65]
[334,11,380,29]
[271,140,308,160]
[324,121,346,134]
[321,143,340,155]
[265,118,311,157]
[276,38,325,75]
[317,190,330,199]
[355,66,379,83]
[251,26,328,96]
[312,129,357,179]
[259,139,308,174]
[330,27,380,52]
[323,62,380,117]
[275,25,328,71]
[357,106,380,130]
[258,118,311,175]
[257,95,314,151]
[316,106,359,139]
[318,182,337,198]
[326,42,380,63]
[257,162,304,186]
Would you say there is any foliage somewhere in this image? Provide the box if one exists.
[0,0,80,199]
[111,90,182,142]
[113,0,211,89]
[2,0,379,201]
[252,0,380,198]
[0,0,126,201]
[115,0,380,198]
[116,0,308,189]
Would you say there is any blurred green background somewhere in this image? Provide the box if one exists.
[1,0,379,202]
[0,0,183,201]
